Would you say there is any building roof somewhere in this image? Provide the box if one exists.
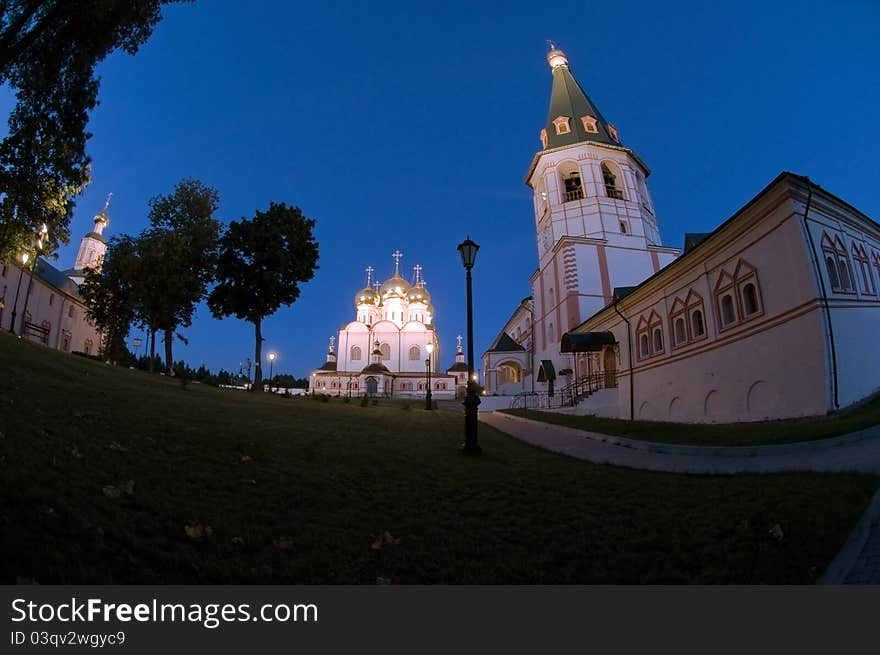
[543,47,619,150]
[560,331,616,352]
[316,361,337,371]
[446,362,469,373]
[485,331,526,353]
[34,259,82,299]
[573,171,880,332]
[361,362,391,374]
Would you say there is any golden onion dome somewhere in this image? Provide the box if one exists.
[407,283,430,304]
[380,273,411,298]
[355,286,378,305]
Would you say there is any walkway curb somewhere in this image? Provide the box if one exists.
[496,411,880,458]
[817,488,880,585]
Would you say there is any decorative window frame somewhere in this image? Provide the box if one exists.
[379,342,391,361]
[600,161,625,200]
[714,260,764,332]
[607,124,620,142]
[821,233,856,294]
[351,346,362,361]
[635,310,664,360]
[408,345,421,361]
[852,243,875,295]
[539,128,548,149]
[872,252,880,295]
[581,115,598,133]
[687,290,708,342]
[552,115,571,135]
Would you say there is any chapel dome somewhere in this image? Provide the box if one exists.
[407,283,430,304]
[355,286,378,305]
[380,273,411,298]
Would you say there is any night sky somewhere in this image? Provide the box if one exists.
[4,0,878,378]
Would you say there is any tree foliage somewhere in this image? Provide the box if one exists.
[208,202,319,390]
[0,1,192,262]
[79,234,140,362]
[145,178,221,372]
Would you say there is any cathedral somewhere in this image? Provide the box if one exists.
[309,252,467,398]
[483,45,880,423]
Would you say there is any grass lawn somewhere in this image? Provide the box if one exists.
[501,396,880,447]
[1,332,877,584]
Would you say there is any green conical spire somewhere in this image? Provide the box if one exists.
[543,45,620,150]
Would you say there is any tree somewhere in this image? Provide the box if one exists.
[79,234,140,362]
[208,202,319,391]
[145,179,221,373]
[0,1,192,262]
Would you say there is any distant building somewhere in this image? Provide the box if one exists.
[0,201,108,355]
[485,45,880,422]
[309,252,462,398]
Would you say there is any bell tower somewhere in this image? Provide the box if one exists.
[526,45,679,382]
[74,194,112,273]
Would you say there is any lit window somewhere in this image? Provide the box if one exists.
[553,116,571,135]
[581,115,598,133]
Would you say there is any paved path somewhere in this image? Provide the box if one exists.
[479,411,880,584]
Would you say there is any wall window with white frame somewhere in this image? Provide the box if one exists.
[409,345,420,360]
[636,311,664,360]
[351,346,362,361]
[852,243,875,295]
[821,233,855,293]
[714,260,763,330]
[671,291,708,349]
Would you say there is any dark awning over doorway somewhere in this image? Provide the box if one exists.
[560,331,617,353]
[537,360,556,382]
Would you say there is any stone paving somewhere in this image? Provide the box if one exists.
[479,411,880,584]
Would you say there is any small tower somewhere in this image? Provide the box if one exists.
[73,194,112,274]
[446,334,470,397]
[326,336,337,365]
[355,266,379,325]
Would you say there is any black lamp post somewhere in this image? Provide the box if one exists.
[425,341,434,410]
[8,252,29,334]
[457,236,482,454]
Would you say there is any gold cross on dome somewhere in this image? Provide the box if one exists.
[392,250,403,275]
[365,266,374,286]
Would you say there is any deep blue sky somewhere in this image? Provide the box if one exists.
[12,0,880,377]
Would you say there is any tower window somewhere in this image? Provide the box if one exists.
[581,115,598,133]
[559,162,583,202]
[619,221,628,234]
[607,124,620,142]
[539,128,548,149]
[601,162,624,200]
[552,116,571,135]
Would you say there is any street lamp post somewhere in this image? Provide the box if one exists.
[267,352,276,392]
[19,223,48,338]
[425,341,434,410]
[457,236,482,455]
[9,252,29,334]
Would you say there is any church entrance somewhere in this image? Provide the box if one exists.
[365,376,378,396]
[603,348,617,388]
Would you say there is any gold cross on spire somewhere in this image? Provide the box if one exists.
[392,249,403,275]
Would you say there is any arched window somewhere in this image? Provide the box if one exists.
[559,162,583,202]
[84,338,93,355]
[601,162,623,199]
[581,115,598,133]
[691,310,705,337]
[379,343,391,360]
[639,334,649,358]
[825,256,839,289]
[553,115,571,135]
[548,322,554,342]
[652,328,663,353]
[674,317,686,345]
[720,294,736,325]
[351,346,362,361]
[742,283,759,316]
[619,221,628,234]
[837,259,852,291]
[409,345,420,360]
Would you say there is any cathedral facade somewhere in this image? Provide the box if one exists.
[309,252,464,399]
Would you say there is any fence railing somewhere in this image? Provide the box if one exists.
[23,321,49,345]
[509,371,616,410]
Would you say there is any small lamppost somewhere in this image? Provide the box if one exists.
[457,236,482,454]
[425,341,434,410]
[20,223,48,337]
[9,252,29,334]
[267,351,276,392]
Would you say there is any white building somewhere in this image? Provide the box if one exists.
[309,252,462,398]
[484,45,678,397]
[1,202,108,354]
[484,45,880,423]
